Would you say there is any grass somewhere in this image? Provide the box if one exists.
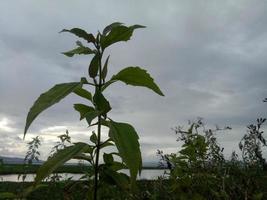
[6,164,267,199]
[0,180,169,200]
[1,174,267,199]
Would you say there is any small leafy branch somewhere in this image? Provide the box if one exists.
[157,119,230,199]
[49,130,71,157]
[24,136,41,165]
[158,118,229,170]
[239,118,266,167]
[18,136,41,182]
[158,118,267,199]
[23,22,164,199]
[48,130,72,182]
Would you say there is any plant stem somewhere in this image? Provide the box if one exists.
[93,116,101,200]
[93,49,102,200]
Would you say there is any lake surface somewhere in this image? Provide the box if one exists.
[0,169,168,182]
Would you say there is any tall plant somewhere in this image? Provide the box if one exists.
[23,22,164,199]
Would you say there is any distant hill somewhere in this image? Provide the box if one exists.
[0,156,161,168]
[0,156,43,165]
[142,161,161,168]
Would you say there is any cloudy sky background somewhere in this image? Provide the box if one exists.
[0,0,267,163]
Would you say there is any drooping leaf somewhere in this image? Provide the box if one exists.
[24,82,81,137]
[60,28,95,43]
[100,24,145,49]
[108,120,142,182]
[102,22,123,36]
[90,132,98,144]
[101,55,110,81]
[103,66,164,96]
[100,140,114,149]
[74,104,94,119]
[74,104,100,125]
[103,153,114,164]
[62,46,95,57]
[73,154,93,162]
[73,87,92,102]
[35,142,90,185]
[93,90,111,114]
[88,54,100,78]
[103,168,130,190]
[86,113,101,126]
[100,118,109,127]
[110,161,127,171]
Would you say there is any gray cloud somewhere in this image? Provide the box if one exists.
[0,0,267,162]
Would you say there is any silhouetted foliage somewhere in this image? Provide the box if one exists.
[158,118,266,200]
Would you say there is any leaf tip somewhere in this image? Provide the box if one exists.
[23,126,29,140]
[80,77,88,84]
[61,52,73,57]
[59,29,68,34]
[132,24,146,29]
[158,91,165,96]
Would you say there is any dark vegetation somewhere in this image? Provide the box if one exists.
[0,164,91,175]
[157,118,267,200]
[0,164,159,175]
[0,180,169,200]
[1,177,267,200]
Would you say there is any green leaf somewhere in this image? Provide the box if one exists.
[100,140,114,149]
[62,46,95,57]
[88,54,100,78]
[103,153,114,164]
[104,66,164,96]
[60,28,95,43]
[103,168,130,190]
[93,90,111,114]
[73,87,92,102]
[101,55,110,81]
[100,24,145,49]
[35,142,90,185]
[90,132,98,144]
[24,82,81,137]
[73,154,92,162]
[74,104,94,119]
[0,192,16,199]
[108,120,142,182]
[103,22,124,36]
[110,161,127,171]
[74,104,100,125]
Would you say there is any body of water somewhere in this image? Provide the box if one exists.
[0,169,168,182]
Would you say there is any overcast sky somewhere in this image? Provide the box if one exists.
[0,0,267,163]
